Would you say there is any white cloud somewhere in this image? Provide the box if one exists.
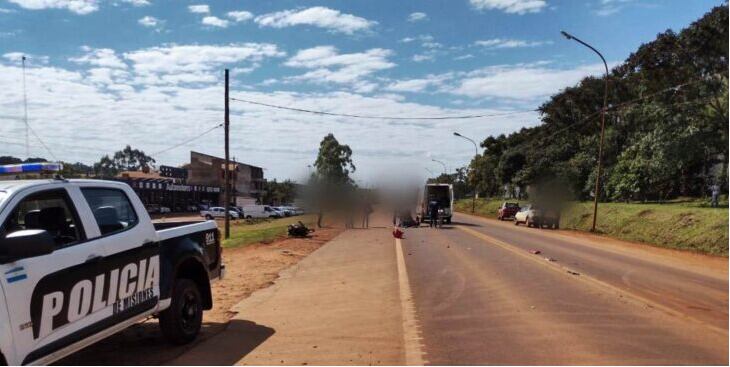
[123,43,284,85]
[0,7,17,13]
[412,54,434,63]
[474,38,551,48]
[255,6,376,34]
[70,47,127,69]
[227,10,253,22]
[407,12,428,22]
[201,15,229,28]
[7,0,99,14]
[188,4,209,14]
[451,63,608,100]
[138,15,161,28]
[121,0,150,6]
[594,0,639,16]
[454,54,474,60]
[385,74,451,93]
[0,55,545,183]
[284,46,394,90]
[3,52,49,64]
[469,0,547,14]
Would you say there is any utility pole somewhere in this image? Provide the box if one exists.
[561,31,609,233]
[224,69,231,239]
[21,55,29,158]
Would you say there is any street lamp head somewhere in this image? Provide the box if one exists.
[560,30,573,40]
[453,132,461,137]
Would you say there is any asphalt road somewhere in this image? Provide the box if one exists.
[401,213,728,365]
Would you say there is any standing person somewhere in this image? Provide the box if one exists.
[362,200,372,228]
[710,183,720,208]
[428,196,440,228]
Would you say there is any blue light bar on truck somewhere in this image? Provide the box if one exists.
[0,162,63,174]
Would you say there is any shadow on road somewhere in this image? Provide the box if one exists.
[55,319,274,366]
[446,221,482,227]
[173,319,275,365]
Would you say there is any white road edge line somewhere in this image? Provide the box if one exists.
[395,238,426,365]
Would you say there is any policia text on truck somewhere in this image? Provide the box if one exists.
[0,163,224,365]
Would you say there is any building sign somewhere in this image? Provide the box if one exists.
[160,165,188,179]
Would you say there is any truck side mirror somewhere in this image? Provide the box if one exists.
[0,229,55,261]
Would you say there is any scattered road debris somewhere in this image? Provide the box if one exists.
[530,249,541,254]
[567,270,580,276]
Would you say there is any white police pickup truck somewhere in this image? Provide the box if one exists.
[0,169,223,365]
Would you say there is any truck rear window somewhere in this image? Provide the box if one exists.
[81,188,138,236]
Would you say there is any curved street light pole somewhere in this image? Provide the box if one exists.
[431,158,447,175]
[454,132,478,213]
[561,30,609,233]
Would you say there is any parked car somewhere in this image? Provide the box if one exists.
[145,204,160,214]
[514,204,560,229]
[200,207,240,220]
[159,206,171,214]
[497,202,520,220]
[241,205,282,219]
[0,176,223,365]
[274,206,293,217]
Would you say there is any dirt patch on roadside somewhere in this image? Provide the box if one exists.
[56,226,344,366]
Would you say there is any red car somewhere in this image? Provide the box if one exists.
[497,202,520,220]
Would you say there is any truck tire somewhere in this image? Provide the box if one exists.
[159,278,203,345]
[205,214,213,220]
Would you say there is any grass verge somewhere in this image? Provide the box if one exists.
[455,198,728,256]
[222,215,316,248]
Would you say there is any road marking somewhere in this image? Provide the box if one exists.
[456,225,727,336]
[395,238,426,365]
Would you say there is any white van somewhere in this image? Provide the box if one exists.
[241,205,282,219]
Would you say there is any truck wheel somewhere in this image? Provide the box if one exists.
[160,278,203,345]
[205,214,213,220]
[246,215,252,219]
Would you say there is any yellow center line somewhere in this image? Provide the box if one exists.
[456,225,727,336]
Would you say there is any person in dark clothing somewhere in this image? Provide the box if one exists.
[362,201,372,228]
[428,198,440,228]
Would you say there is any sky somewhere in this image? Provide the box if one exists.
[0,0,724,185]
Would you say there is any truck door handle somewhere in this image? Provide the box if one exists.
[85,255,102,263]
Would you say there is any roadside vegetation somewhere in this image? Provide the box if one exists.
[455,198,728,256]
[222,215,315,248]
[434,7,728,223]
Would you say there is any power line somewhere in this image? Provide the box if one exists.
[152,123,223,156]
[26,124,58,161]
[230,97,538,120]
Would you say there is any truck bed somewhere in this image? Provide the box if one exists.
[154,220,217,241]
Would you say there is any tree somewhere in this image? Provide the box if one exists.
[262,180,298,205]
[465,5,729,202]
[314,134,355,185]
[94,145,156,177]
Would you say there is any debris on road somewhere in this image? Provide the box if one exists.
[530,249,541,254]
[567,270,580,276]
[544,257,556,262]
[393,227,405,238]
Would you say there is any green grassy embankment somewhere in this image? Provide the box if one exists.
[455,198,729,256]
[222,215,316,249]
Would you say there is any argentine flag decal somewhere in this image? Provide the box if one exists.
[5,267,27,283]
